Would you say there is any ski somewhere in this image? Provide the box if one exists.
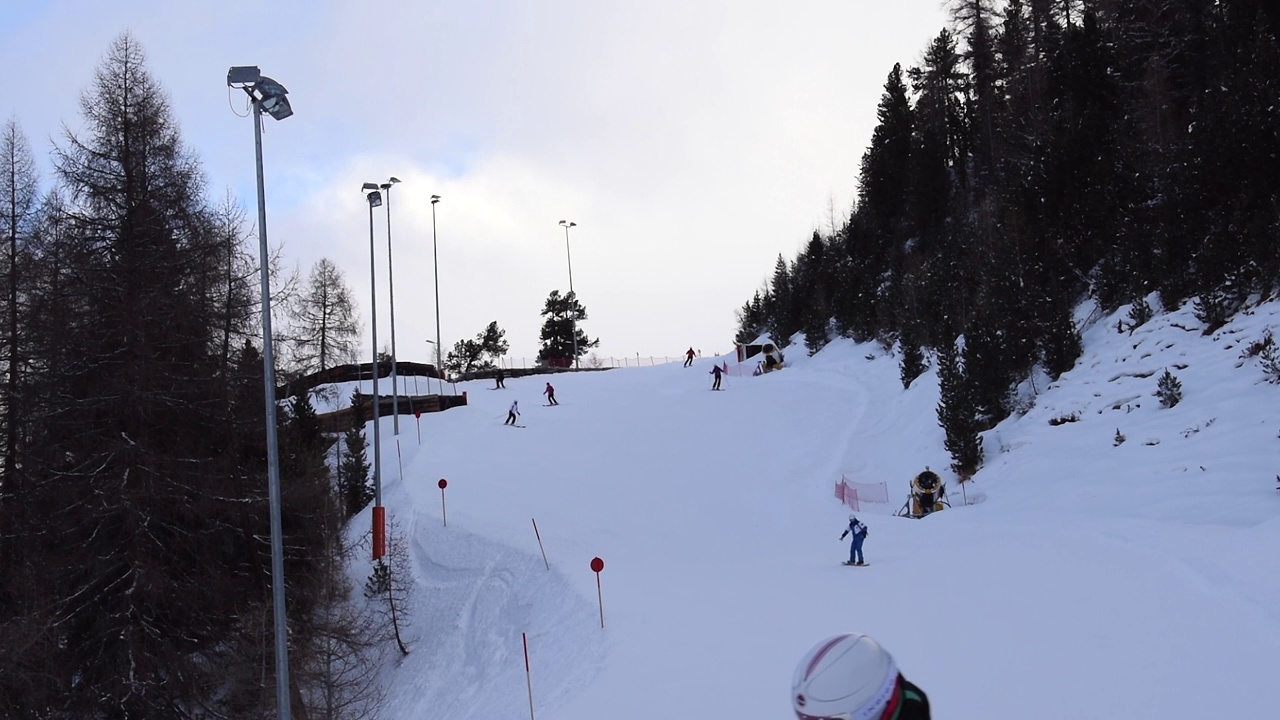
[841,562,870,567]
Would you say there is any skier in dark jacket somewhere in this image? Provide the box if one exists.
[495,367,505,389]
[684,347,696,367]
[792,633,931,719]
[839,514,868,565]
[543,382,558,405]
[709,363,724,390]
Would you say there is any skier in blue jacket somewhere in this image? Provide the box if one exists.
[840,515,868,565]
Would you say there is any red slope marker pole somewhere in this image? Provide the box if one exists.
[438,478,448,526]
[591,557,605,628]
[523,632,535,720]
[532,518,549,570]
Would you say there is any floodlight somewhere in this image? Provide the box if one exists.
[366,190,383,208]
[362,182,380,191]
[431,194,441,203]
[381,176,401,190]
[227,65,261,87]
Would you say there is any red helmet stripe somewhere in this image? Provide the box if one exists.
[804,633,854,679]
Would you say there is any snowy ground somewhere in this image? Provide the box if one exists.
[333,298,1280,719]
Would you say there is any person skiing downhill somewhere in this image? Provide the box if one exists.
[543,382,558,405]
[792,633,931,719]
[840,514,868,566]
[495,367,505,389]
[684,347,696,367]
[709,363,724,390]
[505,400,520,425]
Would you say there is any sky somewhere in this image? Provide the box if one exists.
[1,0,952,363]
[312,296,1280,718]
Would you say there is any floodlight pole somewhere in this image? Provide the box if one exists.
[431,195,442,373]
[560,220,578,369]
[248,83,293,720]
[366,190,384,529]
[383,179,400,435]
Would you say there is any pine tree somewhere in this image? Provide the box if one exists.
[764,255,799,347]
[536,290,599,365]
[19,35,271,715]
[445,321,510,375]
[936,341,984,476]
[1039,302,1082,380]
[338,390,373,518]
[1156,369,1182,408]
[734,290,768,344]
[899,337,928,389]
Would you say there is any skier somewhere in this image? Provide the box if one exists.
[684,347,696,367]
[709,363,724,390]
[543,382,558,405]
[495,367,505,389]
[839,514,868,566]
[504,399,520,426]
[792,633,931,719]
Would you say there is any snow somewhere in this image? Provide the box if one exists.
[336,299,1280,719]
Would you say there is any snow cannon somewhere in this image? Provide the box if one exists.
[897,468,950,518]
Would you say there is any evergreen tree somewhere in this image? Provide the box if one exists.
[338,390,373,518]
[763,255,799,347]
[936,341,984,476]
[1039,301,1082,380]
[447,320,512,375]
[536,290,599,365]
[1156,369,1182,408]
[17,35,271,715]
[899,336,928,389]
[797,231,831,355]
[734,290,768,344]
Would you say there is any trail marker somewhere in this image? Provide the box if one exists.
[437,478,448,526]
[591,557,605,628]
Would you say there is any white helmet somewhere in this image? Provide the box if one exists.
[792,633,899,720]
[848,514,857,521]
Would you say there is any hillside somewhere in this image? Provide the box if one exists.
[327,298,1280,719]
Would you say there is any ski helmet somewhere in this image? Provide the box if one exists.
[848,514,857,522]
[792,633,899,720]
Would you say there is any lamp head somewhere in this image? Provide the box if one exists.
[361,182,380,191]
[253,75,293,120]
[227,66,261,87]
[365,190,383,208]
[431,195,441,204]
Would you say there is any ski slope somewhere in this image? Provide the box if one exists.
[333,298,1280,719]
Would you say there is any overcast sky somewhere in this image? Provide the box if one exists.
[3,0,950,364]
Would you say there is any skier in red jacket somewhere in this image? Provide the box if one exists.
[543,382,558,405]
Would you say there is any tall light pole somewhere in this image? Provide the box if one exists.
[227,64,294,720]
[559,219,579,369]
[430,195,443,374]
[380,177,401,435]
[361,183,386,562]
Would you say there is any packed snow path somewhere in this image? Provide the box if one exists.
[341,302,1280,719]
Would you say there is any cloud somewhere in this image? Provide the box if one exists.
[3,0,951,361]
